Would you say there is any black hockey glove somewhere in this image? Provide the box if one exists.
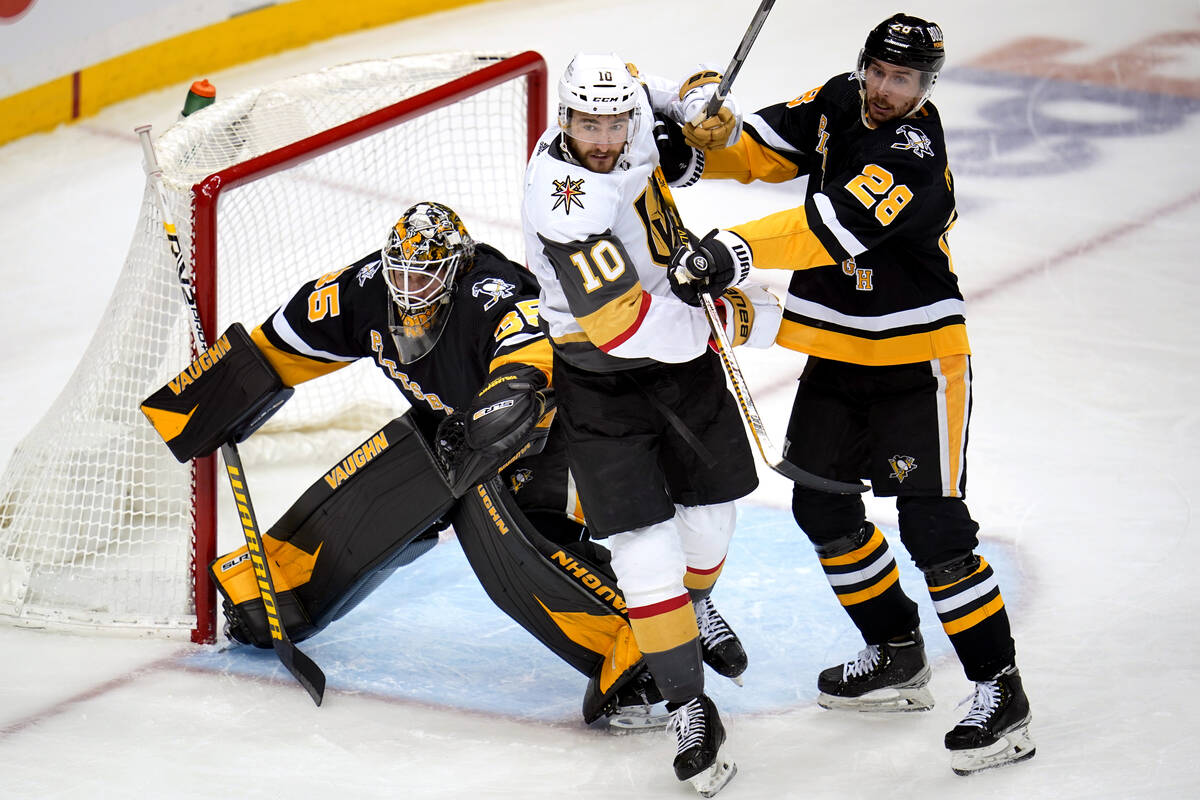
[653,113,693,185]
[667,229,749,307]
[437,363,554,496]
[465,363,549,449]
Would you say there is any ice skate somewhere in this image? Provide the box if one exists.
[946,665,1036,775]
[668,694,737,797]
[695,596,747,686]
[606,668,669,733]
[817,630,934,712]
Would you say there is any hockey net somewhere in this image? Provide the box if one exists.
[0,52,546,642]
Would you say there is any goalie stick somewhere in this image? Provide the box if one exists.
[699,290,866,495]
[135,124,327,706]
[701,0,777,120]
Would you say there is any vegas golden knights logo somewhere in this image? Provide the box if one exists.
[888,455,917,483]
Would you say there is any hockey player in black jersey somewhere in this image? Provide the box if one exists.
[668,13,1036,775]
[199,202,670,731]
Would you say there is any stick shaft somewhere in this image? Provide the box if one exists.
[136,124,326,704]
[700,292,866,495]
[704,0,777,118]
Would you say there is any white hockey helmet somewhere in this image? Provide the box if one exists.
[557,52,641,145]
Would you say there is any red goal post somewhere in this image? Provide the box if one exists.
[0,52,547,644]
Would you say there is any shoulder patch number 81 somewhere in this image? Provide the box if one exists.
[570,239,626,293]
[846,164,913,226]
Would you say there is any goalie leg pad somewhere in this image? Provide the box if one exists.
[141,322,290,462]
[452,477,651,723]
[211,414,456,647]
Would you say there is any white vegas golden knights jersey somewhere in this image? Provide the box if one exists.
[521,74,711,373]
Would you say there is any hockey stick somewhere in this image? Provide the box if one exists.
[136,125,326,706]
[701,0,777,119]
[700,290,866,495]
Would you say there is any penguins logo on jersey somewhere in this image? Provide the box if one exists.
[888,455,918,483]
[471,277,516,310]
[509,468,533,494]
[891,125,934,158]
[356,258,381,286]
[551,175,587,215]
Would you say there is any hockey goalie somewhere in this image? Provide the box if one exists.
[140,202,754,729]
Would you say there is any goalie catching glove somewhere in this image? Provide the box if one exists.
[668,229,753,307]
[674,68,742,150]
[437,363,555,496]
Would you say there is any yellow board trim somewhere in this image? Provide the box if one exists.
[0,0,494,146]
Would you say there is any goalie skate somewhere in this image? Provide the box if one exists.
[607,702,670,733]
[605,667,669,733]
[817,631,934,712]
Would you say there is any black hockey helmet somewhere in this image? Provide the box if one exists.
[857,13,945,117]
[861,13,945,72]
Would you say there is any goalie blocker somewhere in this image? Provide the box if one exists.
[210,414,650,723]
[140,322,291,462]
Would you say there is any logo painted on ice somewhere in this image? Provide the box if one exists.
[888,455,918,482]
[551,175,586,214]
[471,277,515,310]
[892,124,935,158]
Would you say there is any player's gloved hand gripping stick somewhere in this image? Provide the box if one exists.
[672,0,864,496]
[136,124,326,706]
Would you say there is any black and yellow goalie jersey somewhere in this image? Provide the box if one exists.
[703,72,967,366]
[250,243,553,437]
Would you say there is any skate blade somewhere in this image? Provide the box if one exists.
[950,725,1036,775]
[687,758,737,797]
[606,704,670,734]
[817,685,935,713]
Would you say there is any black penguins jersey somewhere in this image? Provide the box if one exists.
[702,72,967,366]
[250,243,553,432]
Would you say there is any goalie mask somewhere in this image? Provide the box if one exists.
[382,202,474,364]
[557,52,642,155]
[856,13,946,119]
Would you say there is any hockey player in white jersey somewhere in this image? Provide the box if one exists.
[522,53,780,796]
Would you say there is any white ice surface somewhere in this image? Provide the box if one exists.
[2,1,1200,797]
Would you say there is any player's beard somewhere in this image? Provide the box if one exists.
[865,88,916,124]
[568,137,621,174]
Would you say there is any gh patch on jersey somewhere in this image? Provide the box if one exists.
[471,277,516,310]
[551,175,586,214]
[892,124,935,158]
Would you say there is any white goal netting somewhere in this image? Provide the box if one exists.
[0,52,542,639]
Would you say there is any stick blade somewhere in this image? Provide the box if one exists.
[274,640,326,706]
[769,457,868,495]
